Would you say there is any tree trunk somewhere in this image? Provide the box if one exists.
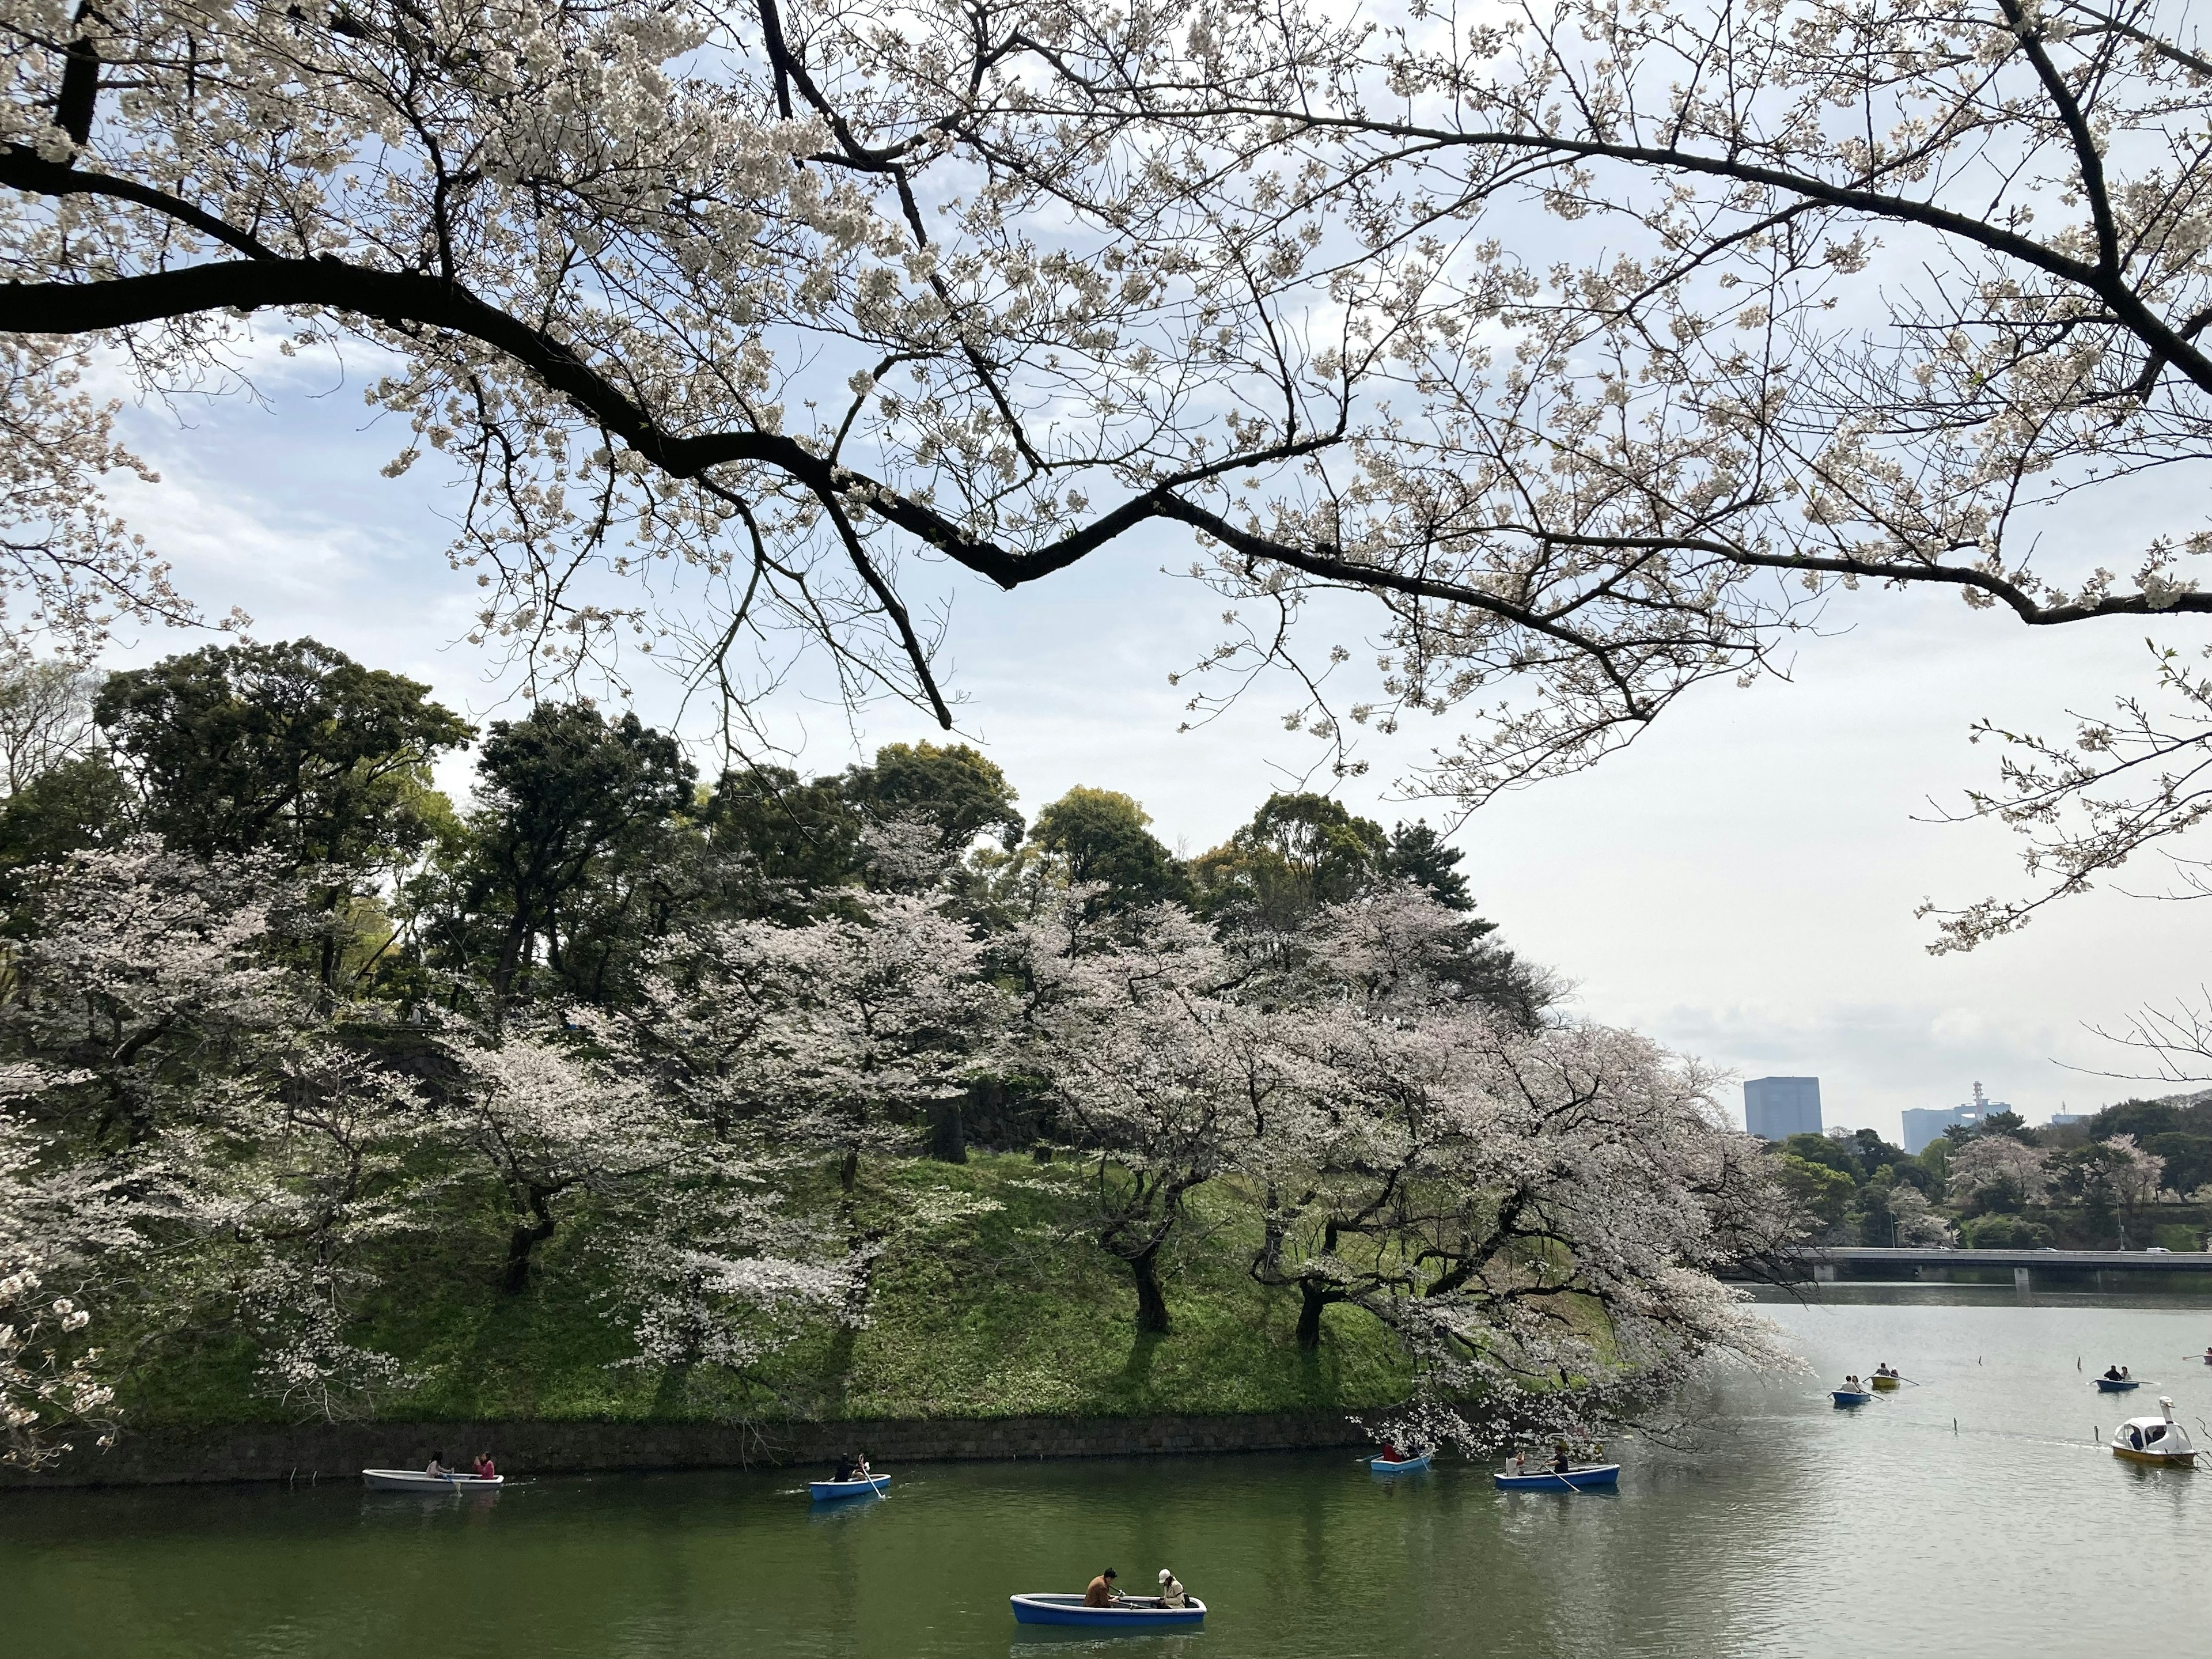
[839,1148,859,1194]
[501,1202,558,1296]
[492,903,535,1002]
[1128,1243,1171,1335]
[929,1097,967,1164]
[1294,1281,1338,1351]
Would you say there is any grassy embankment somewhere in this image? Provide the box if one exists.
[120,1152,1414,1431]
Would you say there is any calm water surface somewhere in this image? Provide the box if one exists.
[10,1290,2212,1658]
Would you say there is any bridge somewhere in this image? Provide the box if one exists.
[1752,1247,2212,1289]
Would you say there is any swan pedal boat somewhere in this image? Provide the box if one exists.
[1493,1463,1620,1492]
[2095,1377,2143,1392]
[1831,1389,1873,1406]
[1370,1452,1432,1474]
[1869,1375,1901,1390]
[2112,1400,2196,1468]
[1009,1594,1205,1628]
[361,1469,503,1492]
[809,1474,890,1501]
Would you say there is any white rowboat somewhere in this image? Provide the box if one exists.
[361,1469,504,1492]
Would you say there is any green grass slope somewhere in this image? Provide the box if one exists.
[117,1153,1411,1430]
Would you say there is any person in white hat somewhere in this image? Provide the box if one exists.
[1157,1567,1188,1609]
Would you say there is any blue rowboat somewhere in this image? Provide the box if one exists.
[1493,1464,1620,1493]
[1832,1389,1873,1406]
[2095,1377,2142,1393]
[1370,1452,1432,1474]
[1010,1594,1205,1628]
[809,1474,889,1501]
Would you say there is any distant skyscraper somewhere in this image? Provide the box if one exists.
[1901,1082,2014,1154]
[1900,1107,1969,1156]
[1744,1077,1822,1140]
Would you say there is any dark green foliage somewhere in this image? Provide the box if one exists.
[1027,786,1188,911]
[1778,1153,1855,1229]
[1960,1213,2053,1249]
[1191,791,1389,930]
[93,640,471,870]
[2088,1097,2185,1141]
[842,741,1022,851]
[429,702,696,1002]
[1381,819,1472,910]
[700,765,866,916]
[2143,1132,2212,1194]
[0,753,131,889]
[1782,1132,1861,1181]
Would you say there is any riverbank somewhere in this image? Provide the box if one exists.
[0,1408,1373,1488]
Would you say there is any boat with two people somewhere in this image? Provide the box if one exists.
[1012,1566,1206,1628]
[810,1451,889,1502]
[1869,1364,1903,1391]
[1495,1445,1620,1491]
[2111,1399,2196,1467]
[1370,1437,1432,1474]
[2095,1364,2142,1393]
[1832,1374,1874,1406]
[362,1452,503,1493]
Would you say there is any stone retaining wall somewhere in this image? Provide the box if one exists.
[3,1410,1369,1489]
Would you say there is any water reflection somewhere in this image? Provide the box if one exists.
[7,1292,2212,1656]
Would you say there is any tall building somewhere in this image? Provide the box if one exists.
[1900,1106,1969,1155]
[1744,1076,1822,1140]
[1900,1082,2016,1154]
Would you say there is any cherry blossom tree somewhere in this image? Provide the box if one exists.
[619,885,1002,1191]
[1264,1010,1793,1452]
[438,1028,687,1294]
[0,839,313,1148]
[1013,901,1265,1334]
[6,0,2206,844]
[1,1066,116,1468]
[168,1043,440,1419]
[1946,1134,2054,1211]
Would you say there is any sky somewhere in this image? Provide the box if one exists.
[75,344,2212,1148]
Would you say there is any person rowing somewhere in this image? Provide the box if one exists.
[1873,1363,1898,1380]
[1084,1569,1122,1608]
[425,1452,453,1477]
[831,1450,873,1483]
[2103,1363,2126,1381]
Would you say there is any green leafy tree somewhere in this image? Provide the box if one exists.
[842,742,1022,852]
[1781,1132,1861,1183]
[1380,820,1472,911]
[2143,1132,2212,1195]
[1961,1214,2054,1249]
[1027,787,1188,912]
[93,641,471,872]
[0,756,132,892]
[91,642,471,993]
[432,703,695,1003]
[1190,792,1389,931]
[699,765,866,921]
[1778,1153,1855,1233]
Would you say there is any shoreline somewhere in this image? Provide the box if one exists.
[1,1409,1371,1490]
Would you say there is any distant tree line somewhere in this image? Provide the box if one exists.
[1765,1099,2212,1253]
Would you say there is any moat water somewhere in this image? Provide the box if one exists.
[7,1290,2212,1657]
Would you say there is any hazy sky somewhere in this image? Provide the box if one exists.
[83,344,2212,1146]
